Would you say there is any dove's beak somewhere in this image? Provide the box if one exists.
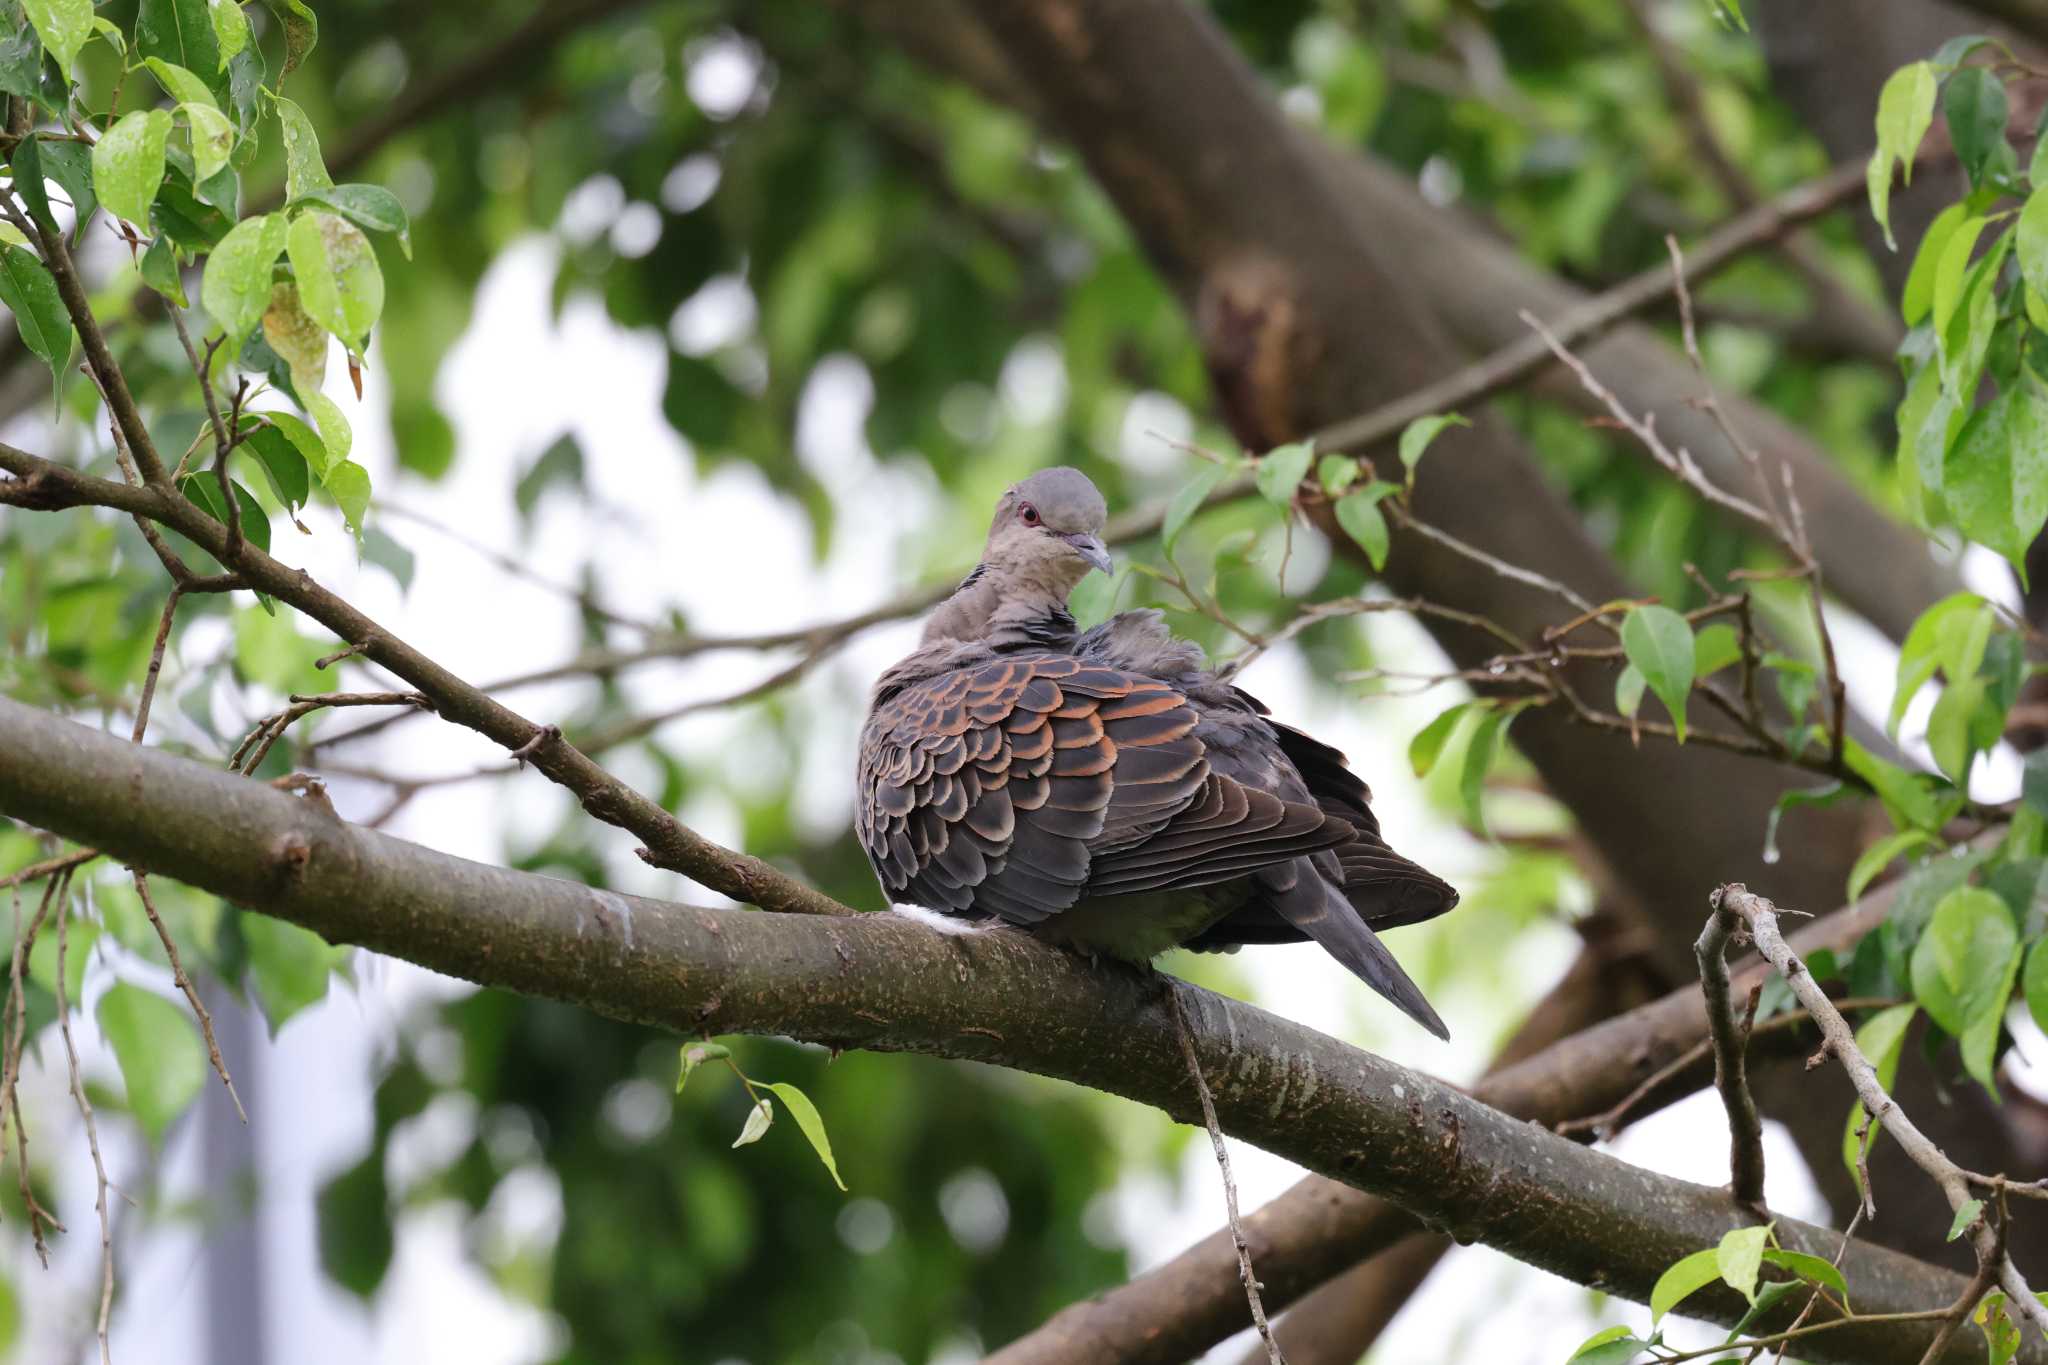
[1064,532,1113,576]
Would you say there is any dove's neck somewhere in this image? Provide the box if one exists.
[920,562,1076,651]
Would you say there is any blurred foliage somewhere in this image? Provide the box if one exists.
[0,0,1966,1359]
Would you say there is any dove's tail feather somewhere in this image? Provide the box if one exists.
[1266,861,1448,1040]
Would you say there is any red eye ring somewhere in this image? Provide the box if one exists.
[1019,502,1040,526]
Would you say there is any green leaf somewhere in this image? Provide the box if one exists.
[1891,593,1989,738]
[1869,62,1937,248]
[95,982,206,1142]
[1944,66,2010,190]
[2017,189,2048,309]
[732,1097,773,1148]
[181,473,271,557]
[143,56,218,109]
[1760,1248,1849,1305]
[1910,886,2018,1041]
[34,139,97,244]
[1254,441,1314,508]
[21,0,91,80]
[1650,1247,1723,1324]
[259,0,317,84]
[1333,485,1393,571]
[93,109,176,229]
[1162,462,1227,554]
[1947,386,2037,569]
[2024,937,2048,1035]
[0,243,72,375]
[1979,1294,2022,1365]
[324,458,371,540]
[241,421,311,511]
[1615,663,1646,718]
[1693,623,1741,678]
[1460,705,1512,836]
[182,102,235,182]
[762,1081,847,1191]
[1716,1224,1771,1304]
[241,912,345,1031]
[1408,703,1469,779]
[263,409,329,478]
[1398,412,1468,478]
[201,212,287,342]
[1925,673,1992,786]
[292,183,411,258]
[136,0,224,100]
[675,1040,729,1094]
[10,134,58,236]
[1317,453,1360,495]
[1842,1003,1918,1195]
[1949,1198,1985,1241]
[1621,605,1695,742]
[1906,202,1969,324]
[286,210,383,353]
[1567,1332,1647,1365]
[208,0,249,68]
[1932,217,1990,342]
[272,95,334,203]
[1848,829,1938,905]
[140,234,188,306]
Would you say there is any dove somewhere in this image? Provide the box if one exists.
[855,467,1457,1037]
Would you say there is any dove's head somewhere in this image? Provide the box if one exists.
[984,467,1112,594]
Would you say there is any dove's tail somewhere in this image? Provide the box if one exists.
[1266,860,1449,1040]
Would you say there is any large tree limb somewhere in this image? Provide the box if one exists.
[0,694,2025,1365]
[991,872,1920,1365]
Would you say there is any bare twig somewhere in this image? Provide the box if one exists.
[3,874,66,1264]
[1717,884,2048,1342]
[1696,905,1767,1213]
[1169,985,1284,1365]
[132,872,243,1123]
[53,891,113,1365]
[229,691,432,776]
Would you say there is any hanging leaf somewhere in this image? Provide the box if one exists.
[92,108,175,228]
[1868,62,1936,249]
[1649,1247,1722,1325]
[1943,66,2010,191]
[1162,461,1227,554]
[1716,1224,1772,1304]
[1408,702,1469,779]
[20,0,90,80]
[1397,412,1468,480]
[260,0,318,84]
[674,1040,730,1095]
[1254,441,1314,507]
[207,0,249,68]
[273,95,335,202]
[136,0,225,101]
[201,211,288,342]
[762,1081,848,1192]
[287,209,384,353]
[732,1097,773,1148]
[1620,605,1695,742]
[292,183,412,258]
[0,243,72,376]
[1333,482,1397,571]
[96,981,207,1141]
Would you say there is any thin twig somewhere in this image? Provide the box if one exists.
[132,872,243,1123]
[1696,905,1767,1213]
[1169,985,1284,1365]
[53,890,113,1365]
[1717,884,2048,1342]
[4,874,66,1264]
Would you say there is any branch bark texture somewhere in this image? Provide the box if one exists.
[0,697,2024,1365]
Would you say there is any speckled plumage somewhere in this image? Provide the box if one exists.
[857,468,1457,1037]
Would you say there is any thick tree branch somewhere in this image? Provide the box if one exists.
[0,695,2023,1365]
[991,871,1923,1365]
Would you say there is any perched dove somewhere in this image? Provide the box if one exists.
[856,467,1457,1037]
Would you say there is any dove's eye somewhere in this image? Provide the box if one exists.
[1019,503,1041,526]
